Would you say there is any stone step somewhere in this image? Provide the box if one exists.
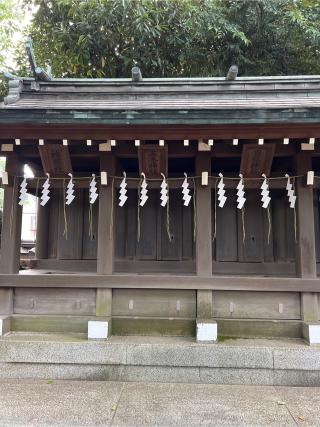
[0,333,320,386]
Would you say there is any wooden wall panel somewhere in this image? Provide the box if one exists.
[47,188,60,259]
[182,202,194,260]
[262,207,274,262]
[137,190,158,260]
[125,190,138,258]
[213,188,295,270]
[215,190,238,261]
[115,194,127,259]
[238,191,264,262]
[13,288,96,315]
[159,190,182,261]
[112,289,196,318]
[115,189,194,266]
[58,188,84,259]
[213,291,300,320]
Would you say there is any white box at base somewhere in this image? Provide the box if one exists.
[303,322,320,345]
[88,320,109,340]
[0,317,10,336]
[196,320,217,343]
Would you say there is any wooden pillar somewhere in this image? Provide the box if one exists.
[197,289,213,318]
[195,153,213,318]
[195,153,212,276]
[96,288,112,317]
[0,154,23,274]
[97,152,116,275]
[35,200,49,259]
[294,151,318,321]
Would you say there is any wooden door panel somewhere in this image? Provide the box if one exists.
[58,188,84,259]
[238,190,264,262]
[136,189,158,260]
[182,201,194,260]
[215,190,238,261]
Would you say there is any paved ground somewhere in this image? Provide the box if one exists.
[0,380,319,427]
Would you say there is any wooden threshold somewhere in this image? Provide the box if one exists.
[0,273,320,292]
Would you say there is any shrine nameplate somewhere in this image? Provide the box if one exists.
[39,145,73,176]
[138,145,168,178]
[240,143,275,186]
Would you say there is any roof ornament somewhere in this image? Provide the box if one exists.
[225,65,238,81]
[26,36,52,82]
[132,66,143,82]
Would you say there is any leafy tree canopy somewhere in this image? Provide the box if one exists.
[2,0,320,88]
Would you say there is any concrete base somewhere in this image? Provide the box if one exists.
[0,317,10,336]
[1,333,320,386]
[302,322,320,345]
[196,319,217,343]
[88,319,110,340]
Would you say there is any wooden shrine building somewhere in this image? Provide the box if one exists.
[1,69,320,342]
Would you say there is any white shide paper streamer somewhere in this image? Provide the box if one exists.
[261,174,271,209]
[217,173,227,208]
[19,176,28,206]
[66,173,75,205]
[236,174,246,210]
[160,173,168,207]
[139,173,148,207]
[285,174,296,208]
[182,173,191,206]
[89,174,98,204]
[40,173,50,206]
[119,172,128,207]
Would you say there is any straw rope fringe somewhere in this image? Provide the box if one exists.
[241,207,246,244]
[5,174,310,246]
[267,204,272,245]
[12,174,307,181]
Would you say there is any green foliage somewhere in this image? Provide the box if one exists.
[1,0,320,90]
[27,0,245,78]
[26,0,320,79]
[0,0,31,99]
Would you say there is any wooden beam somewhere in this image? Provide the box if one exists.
[294,151,319,321]
[2,273,320,292]
[2,123,320,140]
[0,154,23,273]
[97,153,116,274]
[195,153,212,276]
